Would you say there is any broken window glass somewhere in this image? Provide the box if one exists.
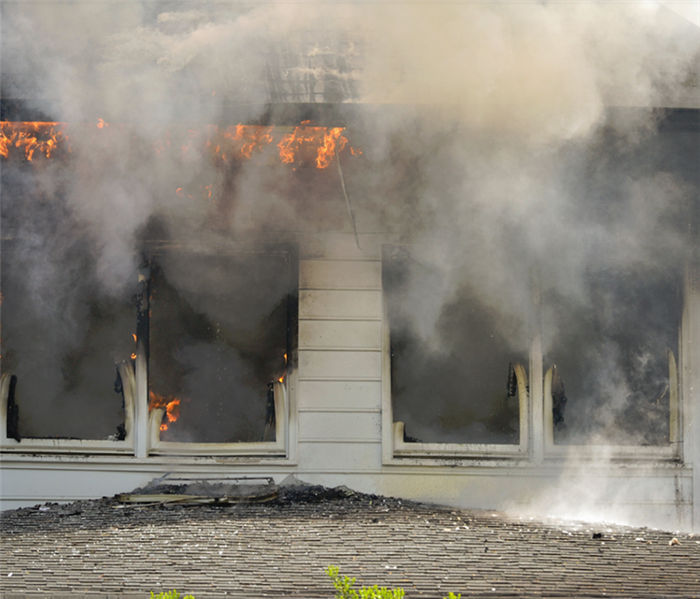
[1,241,136,441]
[384,246,527,445]
[147,247,294,444]
[544,267,681,445]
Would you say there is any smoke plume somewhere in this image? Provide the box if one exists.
[1,2,697,450]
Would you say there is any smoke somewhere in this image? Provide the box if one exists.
[1,2,697,451]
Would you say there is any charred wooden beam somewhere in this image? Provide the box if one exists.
[551,365,567,431]
[6,375,19,442]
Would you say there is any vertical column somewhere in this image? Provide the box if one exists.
[134,272,149,459]
[530,272,544,464]
[684,256,700,532]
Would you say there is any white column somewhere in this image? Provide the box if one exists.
[530,273,544,464]
[684,256,700,532]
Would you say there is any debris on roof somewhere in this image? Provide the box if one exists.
[2,484,698,598]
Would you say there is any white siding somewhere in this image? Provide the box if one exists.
[299,320,382,350]
[298,351,381,381]
[299,412,381,442]
[296,255,385,476]
[300,260,381,290]
[2,233,698,535]
[299,290,382,319]
[297,380,381,411]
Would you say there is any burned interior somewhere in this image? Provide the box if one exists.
[0,0,699,530]
[146,245,296,444]
[0,162,138,441]
[384,246,527,446]
[1,238,297,446]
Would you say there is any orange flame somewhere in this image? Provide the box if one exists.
[278,353,288,383]
[277,126,320,165]
[149,391,184,432]
[317,127,348,169]
[1,121,361,167]
[1,122,69,161]
[229,123,274,159]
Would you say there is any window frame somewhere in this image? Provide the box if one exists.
[382,248,688,465]
[539,262,689,462]
[542,355,681,461]
[1,241,298,459]
[381,246,531,463]
[0,362,137,454]
[142,241,298,458]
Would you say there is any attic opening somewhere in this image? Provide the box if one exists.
[145,245,297,445]
[383,246,528,447]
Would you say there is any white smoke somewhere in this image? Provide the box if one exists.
[1,2,697,512]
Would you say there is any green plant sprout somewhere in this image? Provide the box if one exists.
[326,565,460,599]
[150,590,194,599]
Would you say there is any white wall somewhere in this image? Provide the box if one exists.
[1,232,698,533]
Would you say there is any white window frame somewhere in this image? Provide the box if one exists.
[382,254,689,465]
[0,242,298,460]
[0,361,137,454]
[542,353,680,461]
[381,252,531,463]
[142,243,297,458]
[147,380,288,456]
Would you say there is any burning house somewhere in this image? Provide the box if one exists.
[1,2,699,532]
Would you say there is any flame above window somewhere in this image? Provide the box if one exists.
[0,120,361,167]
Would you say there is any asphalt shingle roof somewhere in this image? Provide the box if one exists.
[1,485,698,599]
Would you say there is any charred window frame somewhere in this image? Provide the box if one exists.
[141,242,298,457]
[0,240,139,454]
[382,246,530,460]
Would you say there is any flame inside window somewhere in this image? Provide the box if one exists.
[147,249,294,443]
[149,391,183,432]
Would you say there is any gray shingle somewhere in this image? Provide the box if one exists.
[1,489,698,599]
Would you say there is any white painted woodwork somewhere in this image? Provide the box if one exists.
[299,320,382,350]
[299,411,381,441]
[297,381,381,410]
[297,441,382,472]
[1,232,698,535]
[299,290,382,319]
[300,260,381,290]
[299,350,382,381]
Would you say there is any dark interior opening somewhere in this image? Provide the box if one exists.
[384,246,526,445]
[1,242,135,440]
[545,268,681,445]
[147,246,296,443]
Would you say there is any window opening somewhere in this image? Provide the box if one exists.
[146,247,295,446]
[1,242,137,442]
[543,267,681,446]
[384,246,528,447]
